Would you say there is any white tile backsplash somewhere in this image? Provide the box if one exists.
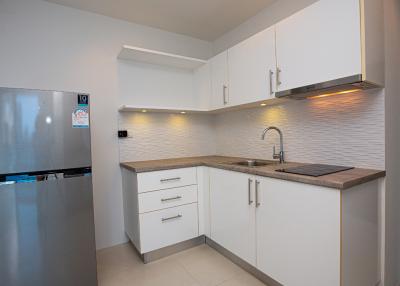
[215,89,385,169]
[118,89,385,169]
[118,112,216,162]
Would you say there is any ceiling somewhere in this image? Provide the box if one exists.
[45,0,277,41]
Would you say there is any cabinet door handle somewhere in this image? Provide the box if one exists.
[276,67,282,86]
[255,180,261,207]
[248,178,253,205]
[161,214,182,222]
[269,70,274,95]
[161,196,182,202]
[223,85,228,105]
[160,177,181,183]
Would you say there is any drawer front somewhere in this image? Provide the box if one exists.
[137,167,197,193]
[139,203,199,253]
[138,185,198,213]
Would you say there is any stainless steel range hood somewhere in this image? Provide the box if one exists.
[275,75,380,100]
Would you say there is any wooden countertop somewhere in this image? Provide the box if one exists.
[120,156,385,190]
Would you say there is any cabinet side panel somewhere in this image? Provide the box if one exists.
[121,168,141,251]
[361,0,385,86]
[341,180,379,286]
[197,167,211,237]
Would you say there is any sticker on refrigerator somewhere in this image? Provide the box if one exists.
[78,94,89,106]
[72,108,89,128]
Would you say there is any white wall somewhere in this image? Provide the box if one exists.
[0,0,213,250]
[384,0,400,285]
[213,0,318,53]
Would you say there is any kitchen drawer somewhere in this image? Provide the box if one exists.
[137,167,197,193]
[138,185,198,214]
[139,203,199,253]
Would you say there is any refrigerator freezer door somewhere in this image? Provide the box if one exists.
[0,176,97,286]
[0,88,91,174]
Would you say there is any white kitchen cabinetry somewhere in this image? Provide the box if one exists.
[121,167,200,256]
[275,0,383,93]
[138,185,198,213]
[137,167,197,193]
[207,168,380,286]
[118,0,383,113]
[228,26,277,105]
[193,62,212,110]
[210,51,229,109]
[140,203,199,253]
[255,176,341,286]
[209,168,256,266]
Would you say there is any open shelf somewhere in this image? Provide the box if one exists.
[118,45,207,70]
[119,105,209,114]
[118,98,286,115]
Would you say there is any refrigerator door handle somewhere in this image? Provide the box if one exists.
[0,168,92,185]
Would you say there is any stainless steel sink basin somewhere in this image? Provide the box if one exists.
[231,160,277,167]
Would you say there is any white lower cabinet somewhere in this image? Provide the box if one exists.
[138,185,198,214]
[208,168,379,286]
[209,168,256,266]
[121,167,200,255]
[123,166,379,285]
[255,176,341,286]
[139,203,199,253]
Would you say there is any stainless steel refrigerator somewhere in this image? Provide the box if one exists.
[0,87,97,286]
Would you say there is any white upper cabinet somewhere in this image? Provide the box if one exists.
[275,0,362,92]
[119,0,383,112]
[209,168,256,266]
[228,26,277,105]
[193,62,212,110]
[210,51,229,109]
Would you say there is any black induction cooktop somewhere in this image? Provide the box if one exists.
[276,164,354,177]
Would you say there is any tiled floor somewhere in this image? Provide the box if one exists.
[97,243,268,286]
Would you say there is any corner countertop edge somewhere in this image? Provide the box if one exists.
[120,156,386,190]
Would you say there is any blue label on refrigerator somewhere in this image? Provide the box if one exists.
[72,108,89,128]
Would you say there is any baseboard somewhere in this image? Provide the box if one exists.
[205,237,283,286]
[142,235,205,263]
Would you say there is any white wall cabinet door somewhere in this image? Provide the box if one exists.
[275,0,362,92]
[193,62,212,110]
[210,51,229,109]
[255,176,341,286]
[228,26,277,105]
[209,168,256,266]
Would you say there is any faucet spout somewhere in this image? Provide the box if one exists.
[261,126,285,163]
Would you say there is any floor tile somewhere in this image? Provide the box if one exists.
[217,272,268,286]
[116,257,199,286]
[172,245,246,286]
[97,243,142,283]
[97,243,268,286]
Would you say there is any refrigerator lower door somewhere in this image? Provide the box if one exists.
[0,176,97,286]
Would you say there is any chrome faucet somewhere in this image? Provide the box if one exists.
[261,126,285,163]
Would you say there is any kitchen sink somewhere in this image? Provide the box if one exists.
[231,160,277,167]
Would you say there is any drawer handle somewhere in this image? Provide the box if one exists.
[160,177,181,183]
[161,196,182,202]
[161,214,182,222]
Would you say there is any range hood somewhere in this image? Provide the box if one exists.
[275,75,380,100]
